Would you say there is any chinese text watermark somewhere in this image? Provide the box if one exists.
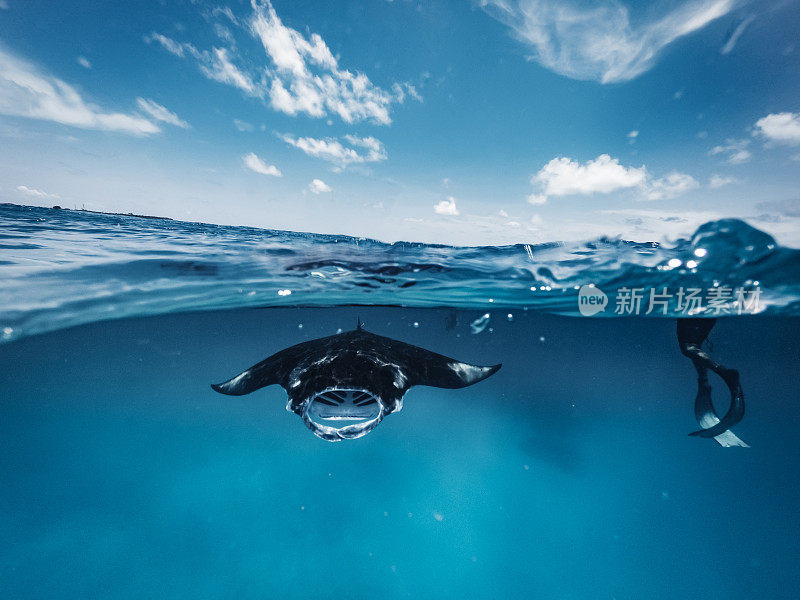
[577,285,761,316]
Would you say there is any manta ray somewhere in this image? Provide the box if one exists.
[211,321,501,441]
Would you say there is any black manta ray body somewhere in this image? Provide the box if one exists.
[211,322,501,441]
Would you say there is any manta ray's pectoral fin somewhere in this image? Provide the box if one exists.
[677,318,746,442]
[211,347,298,396]
[403,345,501,389]
[425,360,502,389]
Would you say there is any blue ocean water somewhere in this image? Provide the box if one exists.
[1,203,800,599]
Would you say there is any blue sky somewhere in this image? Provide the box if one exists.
[1,0,799,245]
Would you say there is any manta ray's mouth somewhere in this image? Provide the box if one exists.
[301,388,384,442]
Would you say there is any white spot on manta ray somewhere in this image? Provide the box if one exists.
[358,354,406,388]
[228,372,249,387]
[449,361,490,383]
[392,366,407,388]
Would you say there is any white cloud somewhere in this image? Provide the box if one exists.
[214,23,235,44]
[144,32,195,58]
[203,47,256,94]
[251,0,412,124]
[627,130,639,139]
[720,15,754,55]
[434,196,459,215]
[233,118,254,132]
[0,1,8,10]
[0,46,160,136]
[145,33,257,95]
[309,178,332,194]
[242,152,281,176]
[16,185,59,199]
[77,56,91,69]
[527,193,547,205]
[644,171,699,200]
[710,138,752,163]
[754,112,800,146]
[392,82,423,103]
[530,154,698,202]
[280,134,387,167]
[147,1,417,125]
[135,98,189,128]
[479,0,736,83]
[709,174,736,188]
[211,6,239,25]
[533,154,646,199]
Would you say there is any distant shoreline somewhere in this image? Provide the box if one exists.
[51,205,174,221]
[1,202,174,222]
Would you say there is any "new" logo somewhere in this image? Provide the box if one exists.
[578,284,608,316]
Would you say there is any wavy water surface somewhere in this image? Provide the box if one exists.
[2,203,799,343]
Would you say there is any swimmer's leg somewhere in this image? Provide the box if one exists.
[693,362,749,447]
[677,318,746,441]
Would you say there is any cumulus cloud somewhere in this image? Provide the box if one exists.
[16,185,59,199]
[434,197,459,215]
[0,46,160,135]
[754,112,800,146]
[309,178,332,194]
[146,1,419,125]
[527,193,547,205]
[479,0,736,83]
[77,56,91,69]
[533,154,646,199]
[242,152,281,176]
[709,174,736,188]
[710,138,752,163]
[280,134,387,167]
[644,171,699,200]
[135,98,189,128]
[529,154,697,202]
[251,0,415,123]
